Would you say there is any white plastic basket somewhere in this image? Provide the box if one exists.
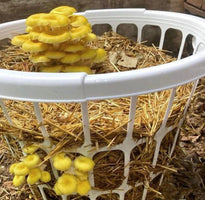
[0,8,205,200]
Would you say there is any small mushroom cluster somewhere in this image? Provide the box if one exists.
[11,6,106,73]
[9,144,51,187]
[53,152,95,196]
[9,145,95,197]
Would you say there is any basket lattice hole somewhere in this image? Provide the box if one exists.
[92,24,112,36]
[67,195,90,200]
[39,102,84,147]
[128,142,155,186]
[116,23,138,41]
[41,188,60,200]
[163,28,182,57]
[181,34,194,58]
[157,128,178,165]
[166,83,193,128]
[96,193,120,200]
[133,90,172,140]
[93,150,125,190]
[141,25,161,47]
[124,186,143,200]
[2,100,44,143]
[89,99,129,148]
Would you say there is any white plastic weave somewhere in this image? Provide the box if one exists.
[0,9,205,200]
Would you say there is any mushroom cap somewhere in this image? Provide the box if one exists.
[23,154,41,168]
[63,44,85,53]
[84,33,97,42]
[62,66,92,74]
[22,40,49,53]
[11,34,30,46]
[38,65,62,72]
[29,31,40,40]
[13,162,29,176]
[70,15,89,27]
[50,6,76,17]
[93,48,107,63]
[9,163,19,174]
[40,171,51,183]
[53,152,66,160]
[29,54,50,63]
[26,13,47,27]
[45,51,66,59]
[60,53,81,64]
[76,180,91,195]
[80,48,97,60]
[53,152,72,171]
[57,173,77,195]
[70,25,91,40]
[54,182,62,195]
[26,13,70,28]
[75,169,88,181]
[74,156,95,172]
[27,168,42,185]
[13,175,25,187]
[38,31,71,44]
[22,144,39,154]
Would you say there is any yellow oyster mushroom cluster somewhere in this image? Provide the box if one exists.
[11,5,106,73]
[9,144,51,187]
[53,152,95,196]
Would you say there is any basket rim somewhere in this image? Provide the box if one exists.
[0,8,205,102]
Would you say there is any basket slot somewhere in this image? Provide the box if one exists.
[92,24,112,36]
[116,24,138,41]
[163,28,183,58]
[141,25,161,47]
[33,102,51,148]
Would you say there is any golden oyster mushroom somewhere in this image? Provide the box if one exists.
[26,13,70,28]
[22,40,49,53]
[11,34,30,46]
[53,152,72,171]
[70,25,91,40]
[38,65,63,72]
[29,54,50,63]
[27,167,42,185]
[13,162,29,176]
[50,6,76,16]
[23,154,41,168]
[70,15,89,27]
[62,66,92,74]
[61,53,81,64]
[56,173,77,195]
[74,156,95,172]
[38,31,71,44]
[13,175,26,187]
[76,180,91,195]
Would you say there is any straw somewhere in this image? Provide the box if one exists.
[0,31,193,200]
